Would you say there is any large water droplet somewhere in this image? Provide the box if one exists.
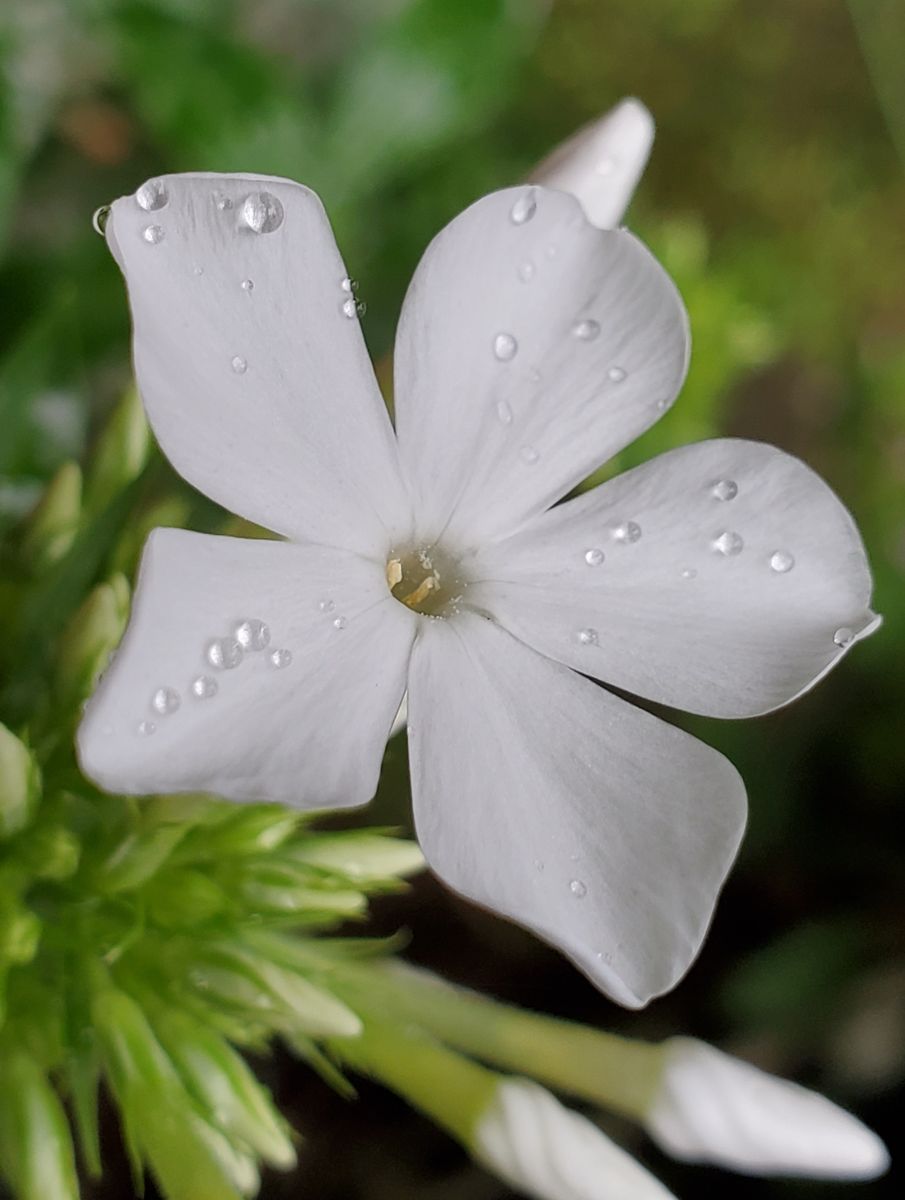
[510,189,537,225]
[713,530,744,557]
[191,675,218,699]
[833,627,853,648]
[142,225,164,245]
[241,278,254,292]
[341,276,358,293]
[575,627,599,646]
[612,521,642,544]
[518,261,535,282]
[231,355,247,374]
[151,686,180,715]
[496,399,513,425]
[92,205,110,236]
[206,637,243,669]
[712,479,738,501]
[136,179,168,212]
[241,191,284,233]
[519,444,539,465]
[493,332,518,362]
[572,319,600,342]
[234,618,270,651]
[269,648,292,669]
[569,879,587,898]
[137,720,156,737]
[607,366,626,383]
[342,296,367,319]
[770,550,795,574]
[584,548,605,566]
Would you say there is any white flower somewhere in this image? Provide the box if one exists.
[475,1078,675,1200]
[78,120,876,1008]
[646,1037,889,1179]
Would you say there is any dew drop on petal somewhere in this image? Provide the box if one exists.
[509,188,537,225]
[151,686,180,715]
[206,638,243,670]
[569,879,587,898]
[92,205,110,236]
[136,179,168,211]
[333,616,347,630]
[533,859,544,872]
[495,399,513,425]
[341,276,358,293]
[213,192,233,212]
[519,444,539,465]
[342,296,366,319]
[493,332,518,362]
[711,479,738,501]
[191,675,218,699]
[612,521,642,544]
[518,261,535,282]
[269,648,292,669]
[713,530,744,557]
[770,550,795,574]
[681,567,698,580]
[318,598,335,614]
[834,627,854,648]
[575,627,599,646]
[234,618,270,651]
[242,191,284,233]
[231,355,247,374]
[193,265,204,276]
[142,224,164,245]
[241,278,254,292]
[572,319,600,342]
[584,548,605,566]
[607,366,626,383]
[137,720,156,737]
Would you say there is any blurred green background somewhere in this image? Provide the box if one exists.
[0,0,903,1196]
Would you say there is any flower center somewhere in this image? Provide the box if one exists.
[386,545,466,617]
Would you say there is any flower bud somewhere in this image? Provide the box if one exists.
[21,462,82,570]
[288,832,425,882]
[146,868,227,927]
[645,1037,889,1179]
[56,574,130,707]
[83,386,150,516]
[0,903,42,965]
[530,97,654,230]
[0,1050,80,1200]
[0,722,40,839]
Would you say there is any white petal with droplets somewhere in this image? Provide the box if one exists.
[407,614,745,1008]
[105,173,411,557]
[393,186,689,545]
[471,439,877,718]
[647,1038,890,1179]
[78,529,415,807]
[475,1079,676,1200]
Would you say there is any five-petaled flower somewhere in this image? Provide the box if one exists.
[79,105,877,1008]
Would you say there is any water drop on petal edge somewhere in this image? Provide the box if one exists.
[136,179,168,212]
[510,189,537,224]
[834,627,854,648]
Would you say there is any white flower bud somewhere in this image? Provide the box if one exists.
[646,1037,889,1179]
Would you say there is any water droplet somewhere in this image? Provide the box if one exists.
[137,720,156,737]
[136,178,168,211]
[333,616,347,631]
[318,598,335,614]
[510,188,537,224]
[241,278,254,292]
[92,205,110,236]
[656,398,669,411]
[342,296,367,319]
[151,686,180,715]
[231,355,247,374]
[241,191,284,233]
[495,399,513,425]
[269,648,292,669]
[612,521,642,544]
[518,261,535,282]
[572,319,600,342]
[234,618,270,651]
[584,548,605,566]
[711,479,738,501]
[770,550,795,574]
[607,366,626,383]
[206,638,243,670]
[213,192,233,212]
[493,332,518,362]
[192,265,204,276]
[142,224,164,245]
[533,859,545,872]
[834,627,853,648]
[569,879,587,898]
[681,567,698,580]
[713,531,744,557]
[519,445,539,465]
[341,276,358,293]
[575,627,599,646]
[191,675,218,699]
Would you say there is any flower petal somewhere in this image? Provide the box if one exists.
[406,614,745,1008]
[105,174,411,556]
[77,529,415,806]
[474,1079,676,1200]
[647,1038,890,1179]
[471,439,877,718]
[392,186,688,545]
[531,97,655,229]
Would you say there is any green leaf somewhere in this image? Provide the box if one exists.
[0,1049,80,1200]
